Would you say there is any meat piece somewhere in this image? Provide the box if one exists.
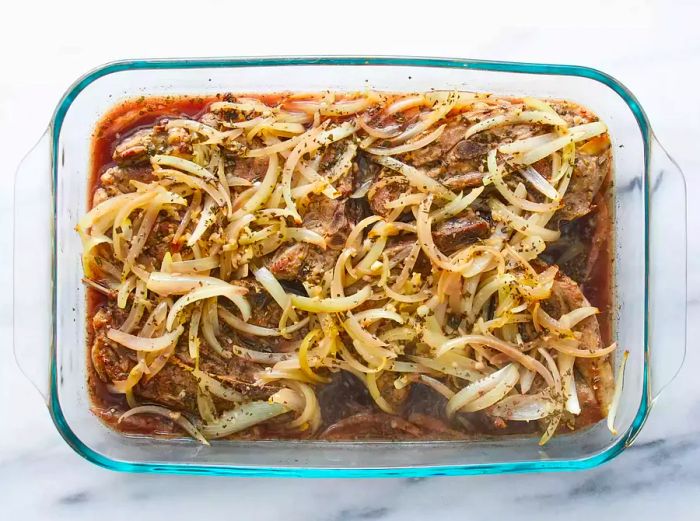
[405,120,467,166]
[548,272,614,414]
[441,171,485,191]
[431,212,490,253]
[317,371,372,425]
[230,156,269,182]
[445,138,488,164]
[266,196,358,283]
[404,381,448,419]
[571,376,604,429]
[136,364,198,413]
[267,242,309,280]
[319,140,355,197]
[556,144,611,222]
[407,413,468,439]
[319,412,424,440]
[113,128,169,165]
[367,173,411,217]
[376,372,410,411]
[99,166,154,196]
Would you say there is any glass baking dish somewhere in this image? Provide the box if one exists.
[13,56,687,477]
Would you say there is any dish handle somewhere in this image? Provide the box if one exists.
[13,131,53,403]
[648,136,687,402]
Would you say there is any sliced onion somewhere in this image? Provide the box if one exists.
[559,306,599,329]
[385,94,427,115]
[464,110,567,140]
[167,256,220,274]
[118,405,208,445]
[193,369,244,402]
[286,227,327,249]
[520,165,560,200]
[390,91,456,142]
[366,372,396,414]
[429,187,485,223]
[200,401,289,439]
[490,199,561,241]
[292,285,371,313]
[107,326,184,352]
[155,169,226,206]
[374,156,455,201]
[152,155,216,180]
[366,124,445,156]
[488,392,557,420]
[167,284,248,331]
[253,266,297,319]
[607,350,629,435]
[218,306,309,337]
[231,154,280,219]
[557,354,580,415]
[187,195,217,247]
[419,375,456,399]
[231,345,293,364]
[357,116,401,139]
[446,363,520,416]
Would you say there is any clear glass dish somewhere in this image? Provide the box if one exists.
[13,56,687,477]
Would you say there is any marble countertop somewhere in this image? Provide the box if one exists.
[2,1,698,519]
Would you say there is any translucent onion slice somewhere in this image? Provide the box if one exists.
[231,345,293,364]
[390,91,457,142]
[218,306,309,337]
[167,256,220,274]
[291,285,371,313]
[155,169,226,206]
[464,110,567,140]
[489,152,561,213]
[435,333,554,387]
[445,363,520,417]
[548,339,618,359]
[187,195,217,247]
[366,372,396,414]
[429,187,485,223]
[107,326,184,352]
[152,155,216,181]
[192,369,244,402]
[489,199,561,241]
[385,94,427,115]
[557,354,580,415]
[374,156,455,201]
[559,306,599,329]
[419,375,456,399]
[166,284,248,331]
[118,405,208,445]
[286,228,327,249]
[488,392,557,421]
[520,165,560,200]
[366,124,446,156]
[231,154,280,220]
[200,400,289,439]
[607,350,629,435]
[253,266,297,320]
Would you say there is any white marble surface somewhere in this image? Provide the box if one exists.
[1,0,699,518]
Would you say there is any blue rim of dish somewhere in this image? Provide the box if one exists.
[48,56,651,478]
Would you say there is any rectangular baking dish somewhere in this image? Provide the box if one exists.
[13,56,687,477]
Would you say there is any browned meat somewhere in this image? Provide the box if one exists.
[548,272,614,414]
[571,376,604,429]
[405,120,467,166]
[317,371,372,425]
[407,413,468,439]
[267,242,309,280]
[441,171,485,191]
[319,412,424,440]
[113,128,170,165]
[319,141,355,197]
[98,166,154,196]
[267,196,358,283]
[230,156,269,182]
[367,173,411,217]
[376,372,410,411]
[431,211,490,253]
[446,138,488,164]
[556,142,611,223]
[137,364,199,413]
